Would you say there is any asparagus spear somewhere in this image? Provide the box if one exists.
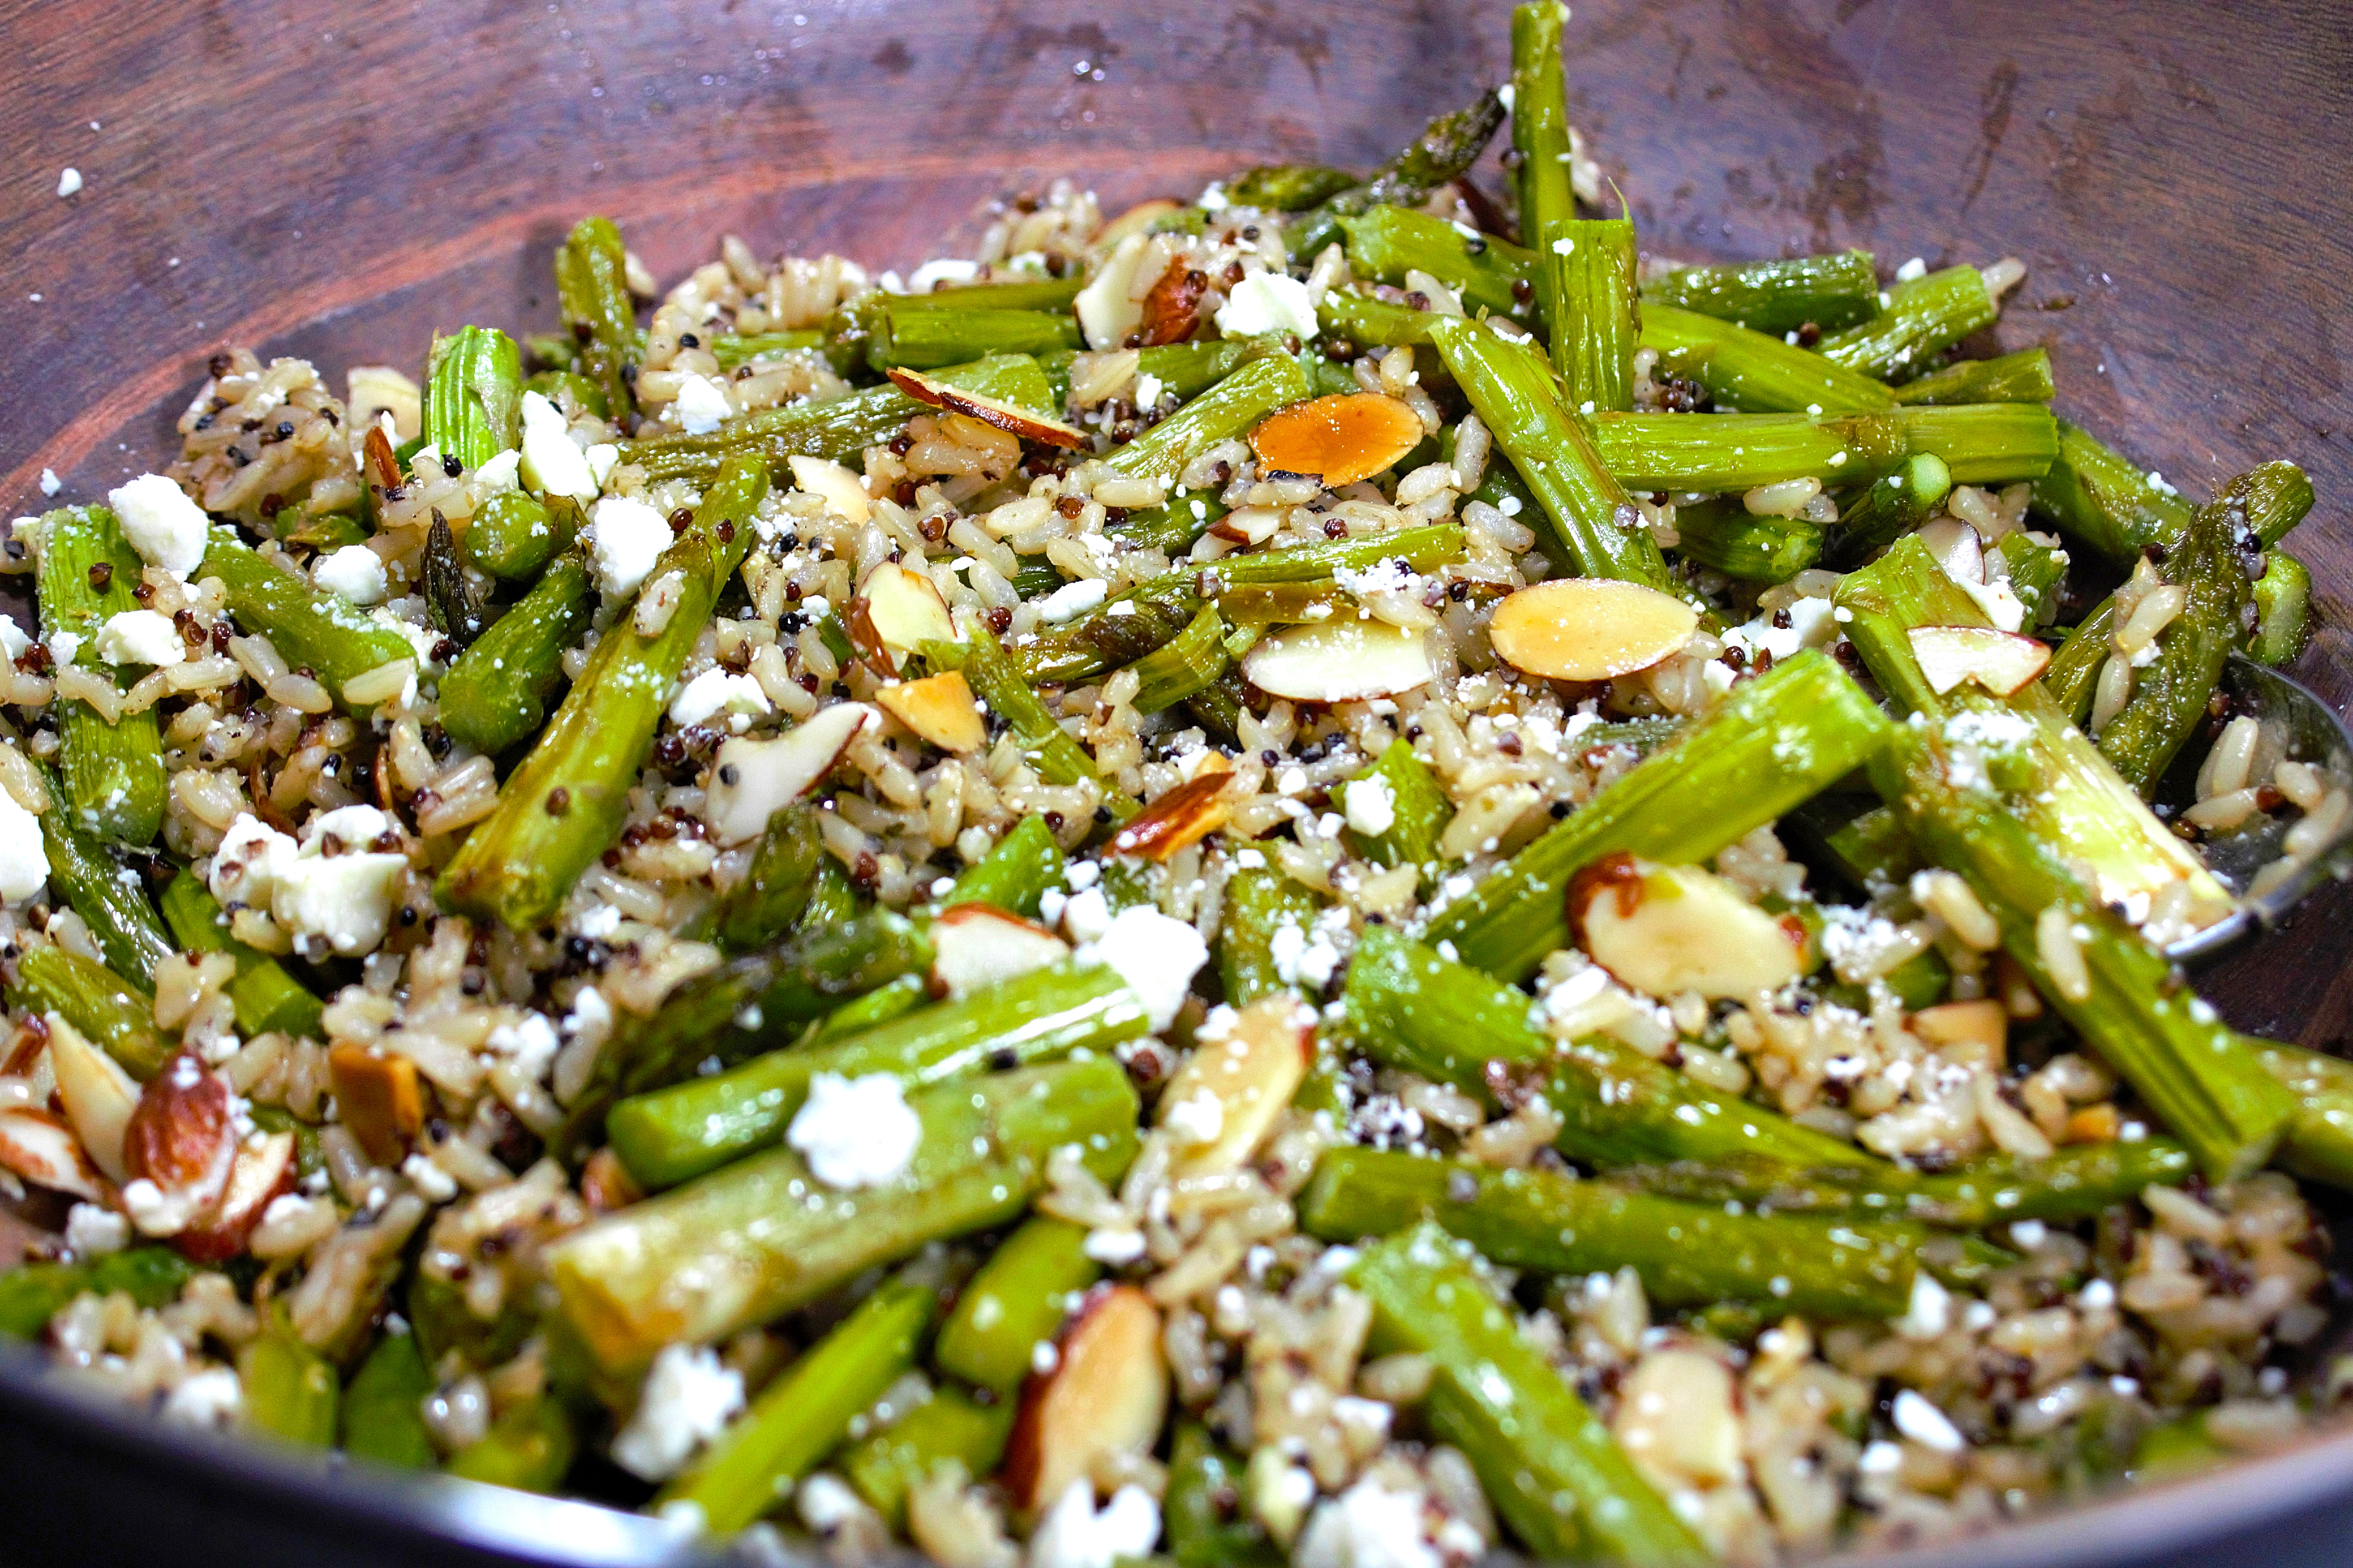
[1891,347,2055,406]
[936,815,1065,919]
[606,959,1149,1189]
[1218,866,1327,1006]
[1830,451,1951,562]
[438,455,767,928]
[2091,479,2254,792]
[1640,303,1896,415]
[554,216,642,424]
[1341,207,1538,324]
[464,491,578,580]
[1511,2,1578,249]
[866,303,1083,371]
[2249,548,2312,665]
[1288,92,1508,258]
[912,276,1086,313]
[660,1281,934,1533]
[158,871,324,1041]
[1167,1421,1284,1568]
[842,1383,1014,1527]
[40,805,176,984]
[1870,724,2293,1181]
[446,1400,578,1493]
[1342,738,1453,888]
[436,553,593,755]
[1226,164,1358,211]
[1428,315,1684,596]
[199,528,418,708]
[1301,1148,2001,1318]
[338,1326,439,1470]
[1103,355,1313,484]
[710,329,824,369]
[934,1214,1099,1392]
[2249,1036,2353,1189]
[1669,498,1823,582]
[10,942,169,1080]
[1640,251,1881,336]
[1421,650,1892,981]
[1815,264,1997,381]
[548,1056,1139,1375]
[425,326,525,471]
[1123,604,1232,715]
[237,1312,339,1448]
[0,1246,191,1338]
[1547,219,1640,411]
[34,506,167,844]
[2029,419,2193,562]
[1347,1224,1709,1564]
[707,806,824,953]
[925,626,1139,819]
[1588,405,2056,491]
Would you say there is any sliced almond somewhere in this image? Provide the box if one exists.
[1917,516,1984,585]
[1207,506,1281,546]
[1248,393,1423,488]
[46,1014,138,1183]
[326,1044,424,1167]
[1003,1283,1169,1512]
[1138,255,1209,347]
[1908,625,2050,697]
[877,670,987,753]
[123,1055,239,1231]
[1569,854,1806,1000]
[887,368,1086,448]
[854,562,957,675]
[929,904,1070,1000]
[1487,579,1700,683]
[0,1110,105,1201]
[1241,619,1435,705]
[1075,233,1150,349]
[704,703,878,845]
[175,1130,296,1264]
[785,454,871,525]
[1158,994,1313,1178]
[1095,199,1183,253]
[1910,998,2008,1068]
[581,1146,644,1214]
[1107,771,1238,862]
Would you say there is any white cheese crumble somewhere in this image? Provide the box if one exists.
[1035,578,1110,624]
[1078,905,1209,1031]
[473,449,522,491]
[669,668,772,730]
[207,809,405,957]
[586,496,675,600]
[518,389,601,501]
[1162,1087,1226,1147]
[672,374,733,436]
[0,768,53,902]
[400,1152,458,1203]
[1891,1389,1966,1452]
[1215,272,1320,341]
[1341,776,1395,837]
[1029,1480,1163,1568]
[93,610,184,666]
[1295,1476,1441,1568]
[1892,1272,1951,1339]
[314,543,390,605]
[107,473,211,577]
[39,469,60,497]
[160,1367,243,1430]
[787,1071,922,1189]
[57,167,83,198]
[64,1202,128,1257]
[611,1342,746,1481]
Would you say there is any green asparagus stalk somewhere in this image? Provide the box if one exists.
[842,1384,1014,1527]
[40,806,175,985]
[708,806,824,953]
[525,367,609,418]
[554,216,642,424]
[445,1400,578,1493]
[200,529,418,708]
[710,329,824,369]
[438,456,767,928]
[338,1326,439,1470]
[1342,738,1453,887]
[1870,725,2293,1181]
[1103,355,1313,484]
[1891,347,2055,406]
[1301,1148,1996,1319]
[1640,251,1881,336]
[1830,451,1951,562]
[1640,303,1895,415]
[1288,92,1508,258]
[2029,420,2190,561]
[1340,208,1538,324]
[1511,3,1578,249]
[158,871,324,1041]
[1669,498,1823,582]
[1428,316,1684,596]
[0,1246,191,1338]
[1816,264,1997,381]
[606,959,1149,1189]
[2249,1036,2353,1189]
[1218,867,1327,1006]
[1588,404,2056,492]
[1348,1224,1709,1564]
[437,553,593,756]
[936,815,1065,919]
[1226,164,1358,211]
[800,972,928,1046]
[866,303,1083,371]
[1167,1421,1284,1568]
[660,1281,935,1534]
[934,1215,1099,1392]
[237,1312,339,1448]
[1316,288,1441,350]
[1546,219,1640,411]
[1421,650,1892,981]
[2249,549,2312,665]
[35,506,167,844]
[10,942,169,1080]
[925,625,1140,819]
[1125,604,1232,714]
[1013,588,1200,687]
[915,277,1087,313]
[548,1056,1139,1375]
[425,326,525,471]
[2092,479,2252,792]
[464,491,578,580]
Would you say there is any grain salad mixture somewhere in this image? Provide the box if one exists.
[2,6,2349,1565]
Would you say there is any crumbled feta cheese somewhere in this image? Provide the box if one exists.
[669,668,772,730]
[208,809,402,957]
[1162,1087,1225,1147]
[107,473,211,577]
[1894,256,1928,282]
[1295,1476,1440,1568]
[304,802,393,850]
[123,1176,215,1238]
[796,1471,872,1533]
[1891,1389,1966,1452]
[64,1202,128,1257]
[1065,860,1102,893]
[1029,1481,1163,1568]
[0,777,50,903]
[519,390,600,501]
[1215,271,1320,341]
[473,448,522,491]
[788,1071,922,1188]
[313,543,389,605]
[160,1367,243,1430]
[1133,372,1164,408]
[1036,578,1110,624]
[1857,1439,1905,1476]
[1059,886,1114,944]
[1341,776,1395,838]
[586,495,675,600]
[1078,905,1209,1031]
[487,1013,562,1083]
[905,258,980,292]
[671,374,733,436]
[400,1152,459,1203]
[1892,1272,1951,1339]
[38,469,60,497]
[611,1343,746,1481]
[56,167,82,198]
[91,609,183,667]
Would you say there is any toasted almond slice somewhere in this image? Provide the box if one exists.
[1075,233,1150,349]
[785,454,870,525]
[1917,516,1985,584]
[1910,998,2009,1067]
[0,1109,104,1201]
[1487,578,1700,683]
[326,1045,424,1168]
[1107,771,1237,862]
[1908,625,2050,697]
[1241,618,1435,705]
[2062,1103,2121,1144]
[1003,1283,1168,1512]
[124,1055,239,1231]
[1138,255,1210,347]
[581,1146,644,1214]
[47,1014,138,1182]
[930,904,1071,1000]
[855,562,958,675]
[887,368,1086,448]
[1158,994,1313,1178]
[1569,854,1806,1000]
[175,1130,296,1264]
[1208,505,1281,546]
[705,703,878,845]
[1095,199,1183,252]
[1248,393,1424,487]
[877,670,987,753]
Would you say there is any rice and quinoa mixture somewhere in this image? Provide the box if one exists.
[1,7,2348,1566]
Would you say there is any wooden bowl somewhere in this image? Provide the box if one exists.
[0,1,2349,1563]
